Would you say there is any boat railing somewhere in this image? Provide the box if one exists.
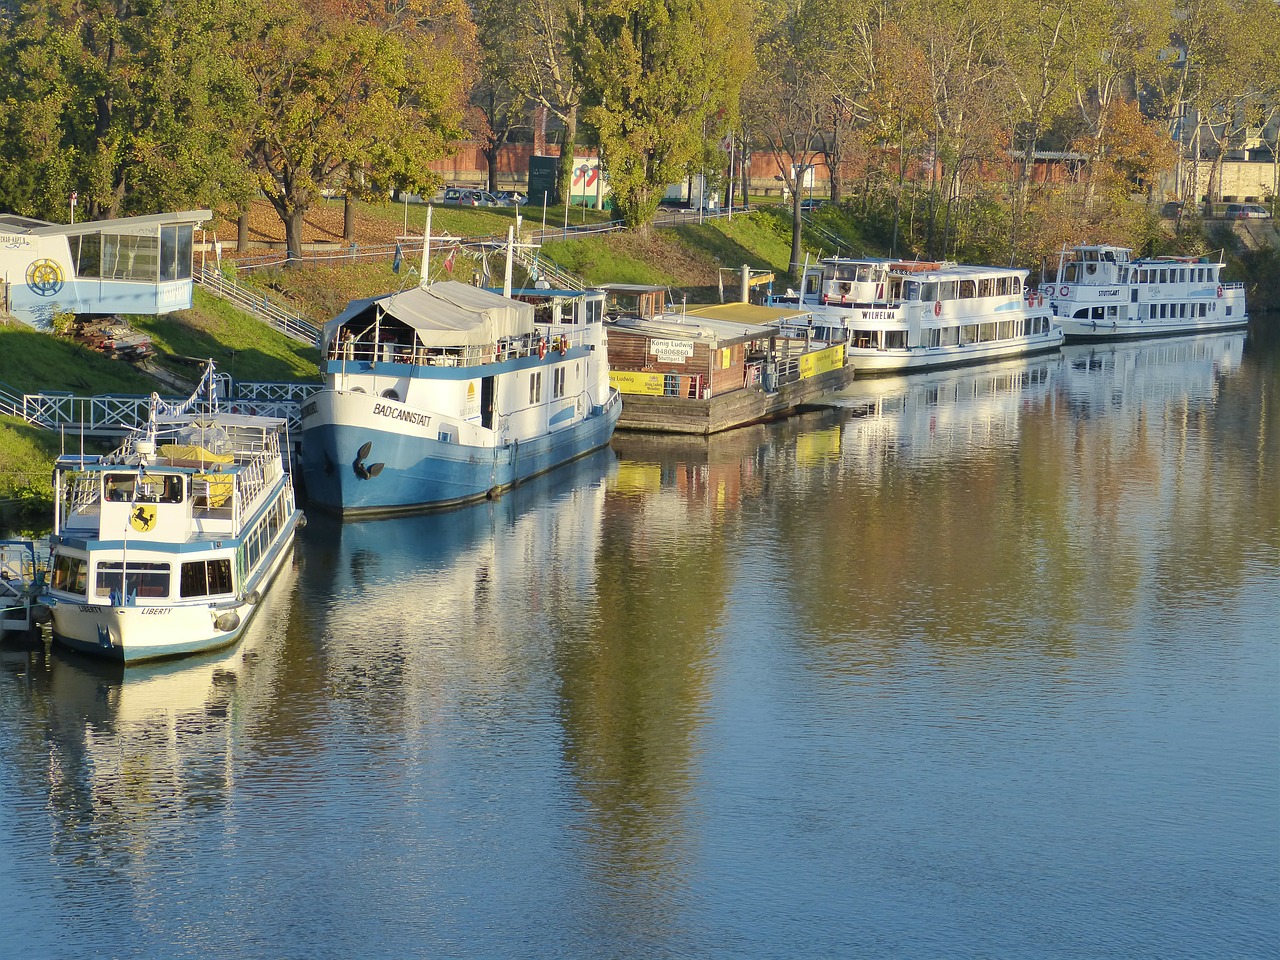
[231,455,271,528]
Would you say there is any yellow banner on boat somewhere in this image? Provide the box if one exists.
[159,443,234,466]
[798,344,844,380]
[610,371,667,396]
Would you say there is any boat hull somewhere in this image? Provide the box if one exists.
[848,329,1065,375]
[1058,315,1249,342]
[50,523,299,665]
[300,389,623,517]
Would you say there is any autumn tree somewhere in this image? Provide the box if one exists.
[0,0,252,221]
[571,0,754,229]
[469,0,532,193]
[239,2,468,260]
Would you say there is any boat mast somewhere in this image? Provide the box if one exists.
[503,225,515,298]
[421,206,433,286]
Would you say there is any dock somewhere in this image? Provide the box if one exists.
[614,351,855,434]
[0,540,50,641]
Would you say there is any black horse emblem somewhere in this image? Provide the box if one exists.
[352,441,385,480]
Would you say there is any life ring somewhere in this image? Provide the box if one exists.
[538,338,547,359]
[1060,285,1070,297]
[1037,293,1043,307]
[1216,285,1224,298]
[933,300,942,317]
[558,336,567,356]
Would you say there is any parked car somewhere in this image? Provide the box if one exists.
[441,187,507,207]
[495,191,528,206]
[1224,202,1271,219]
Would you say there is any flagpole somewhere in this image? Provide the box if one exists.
[421,205,433,286]
[503,226,514,298]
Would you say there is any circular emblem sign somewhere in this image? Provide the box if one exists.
[25,258,64,297]
[129,504,157,532]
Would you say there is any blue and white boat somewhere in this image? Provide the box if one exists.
[298,280,622,516]
[44,363,303,663]
[1045,244,1248,340]
[768,256,1063,374]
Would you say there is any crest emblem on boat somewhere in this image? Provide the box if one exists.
[129,504,157,532]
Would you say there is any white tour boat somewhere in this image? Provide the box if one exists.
[1046,244,1248,340]
[299,280,622,517]
[45,363,303,663]
[769,256,1063,374]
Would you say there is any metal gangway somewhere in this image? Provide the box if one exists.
[0,378,320,437]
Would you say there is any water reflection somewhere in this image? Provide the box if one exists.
[0,556,296,929]
[0,332,1275,958]
[829,352,1063,471]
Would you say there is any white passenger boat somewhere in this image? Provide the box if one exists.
[1046,244,1248,340]
[44,363,303,663]
[768,256,1063,374]
[298,281,621,516]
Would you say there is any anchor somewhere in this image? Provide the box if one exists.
[352,441,385,480]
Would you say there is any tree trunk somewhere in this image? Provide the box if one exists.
[237,212,250,252]
[557,106,579,206]
[790,194,804,280]
[285,207,306,265]
[343,194,355,243]
[484,145,500,193]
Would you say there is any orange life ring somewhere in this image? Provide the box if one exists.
[559,336,567,355]
[1216,285,1224,298]
[933,300,942,317]
[538,338,547,359]
[1037,293,1044,307]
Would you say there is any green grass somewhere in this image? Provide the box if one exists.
[131,291,321,384]
[0,414,63,534]
[0,325,159,395]
[350,196,616,240]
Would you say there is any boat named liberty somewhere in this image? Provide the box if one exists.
[44,363,303,663]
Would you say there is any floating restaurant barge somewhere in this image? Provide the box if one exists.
[600,284,855,435]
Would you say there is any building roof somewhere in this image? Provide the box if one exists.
[683,303,813,325]
[608,311,774,346]
[0,210,211,237]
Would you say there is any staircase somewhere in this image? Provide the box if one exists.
[195,266,322,346]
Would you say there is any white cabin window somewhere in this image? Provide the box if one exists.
[180,559,234,598]
[552,366,567,399]
[530,371,543,404]
[51,555,88,596]
[95,561,171,601]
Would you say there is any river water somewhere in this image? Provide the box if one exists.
[1,328,1276,959]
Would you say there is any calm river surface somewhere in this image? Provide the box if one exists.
[2,327,1277,959]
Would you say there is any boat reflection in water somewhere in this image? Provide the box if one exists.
[824,352,1063,472]
[0,554,298,885]
[1060,330,1246,415]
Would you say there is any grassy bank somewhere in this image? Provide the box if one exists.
[0,415,63,534]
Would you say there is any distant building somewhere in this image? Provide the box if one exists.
[0,210,210,330]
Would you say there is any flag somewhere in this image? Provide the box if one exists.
[392,242,402,274]
[444,245,457,275]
